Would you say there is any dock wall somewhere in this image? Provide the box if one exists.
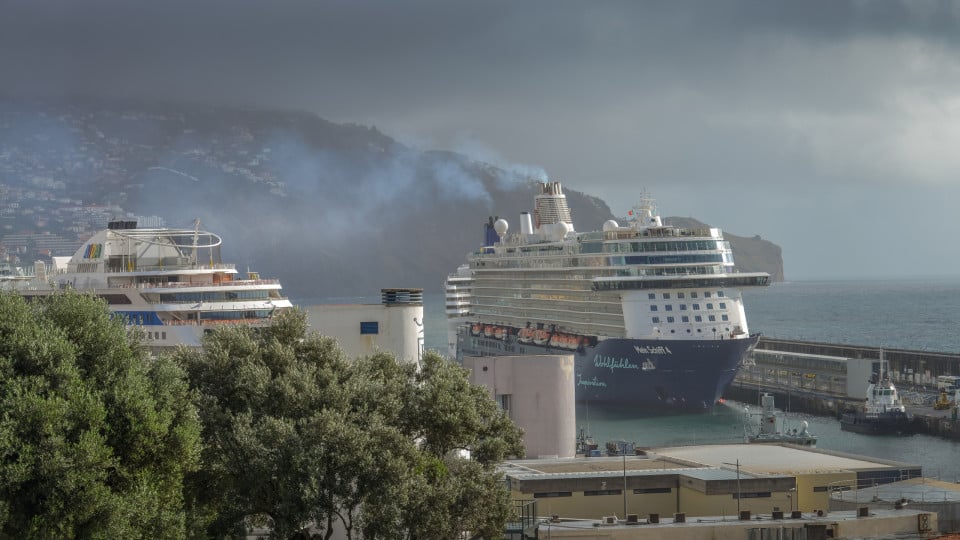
[728,337,960,441]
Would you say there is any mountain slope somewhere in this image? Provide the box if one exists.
[0,97,783,300]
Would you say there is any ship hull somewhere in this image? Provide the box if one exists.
[458,329,758,411]
[839,412,917,436]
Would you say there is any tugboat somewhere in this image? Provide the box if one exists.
[840,352,916,435]
[744,393,817,446]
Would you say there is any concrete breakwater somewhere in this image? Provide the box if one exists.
[727,337,960,441]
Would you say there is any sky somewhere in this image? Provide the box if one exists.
[2,0,960,280]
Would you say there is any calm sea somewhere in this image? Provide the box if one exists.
[303,278,960,479]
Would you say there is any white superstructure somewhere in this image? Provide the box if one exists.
[1,219,293,350]
[444,263,473,358]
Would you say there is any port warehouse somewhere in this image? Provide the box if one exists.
[731,337,960,407]
[500,445,940,539]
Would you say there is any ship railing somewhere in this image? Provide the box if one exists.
[114,263,237,272]
[164,318,274,326]
[131,279,282,289]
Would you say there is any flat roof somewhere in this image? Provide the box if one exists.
[833,477,960,503]
[652,444,919,475]
[540,508,931,531]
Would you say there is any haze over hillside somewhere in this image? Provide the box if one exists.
[0,97,783,300]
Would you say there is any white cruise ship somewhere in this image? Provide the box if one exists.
[448,181,770,410]
[1,219,293,350]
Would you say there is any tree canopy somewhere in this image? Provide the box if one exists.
[175,309,524,539]
[0,291,202,539]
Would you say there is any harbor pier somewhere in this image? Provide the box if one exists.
[727,337,960,440]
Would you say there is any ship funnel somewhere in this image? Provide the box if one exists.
[520,212,534,235]
[534,181,574,232]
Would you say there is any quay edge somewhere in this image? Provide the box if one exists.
[727,337,960,441]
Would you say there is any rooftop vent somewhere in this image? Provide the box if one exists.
[381,288,423,306]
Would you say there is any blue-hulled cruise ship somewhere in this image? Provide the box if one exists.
[446,181,769,411]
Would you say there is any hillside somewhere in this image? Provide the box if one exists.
[0,97,783,299]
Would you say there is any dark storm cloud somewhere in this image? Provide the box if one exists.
[3,0,960,279]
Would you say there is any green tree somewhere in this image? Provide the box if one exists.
[176,309,523,539]
[0,290,202,538]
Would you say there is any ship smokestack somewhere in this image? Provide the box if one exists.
[533,181,574,232]
[520,212,534,235]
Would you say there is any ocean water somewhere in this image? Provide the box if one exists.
[303,278,960,479]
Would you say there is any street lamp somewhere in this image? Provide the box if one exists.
[622,452,628,520]
[723,460,742,516]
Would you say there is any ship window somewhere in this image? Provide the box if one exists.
[648,293,656,299]
[360,321,379,335]
[677,292,685,299]
[722,315,729,321]
[719,302,726,309]
[706,303,714,310]
[679,304,687,311]
[708,315,716,321]
[666,316,675,323]
[692,304,700,310]
[650,305,658,311]
[694,315,702,322]
[652,317,660,323]
[662,293,670,299]
[681,316,689,323]
[664,305,672,311]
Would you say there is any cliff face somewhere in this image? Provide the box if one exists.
[0,97,783,299]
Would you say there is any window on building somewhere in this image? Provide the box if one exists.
[706,303,714,310]
[666,316,675,323]
[652,317,661,323]
[634,487,672,494]
[719,302,726,309]
[534,492,573,498]
[663,293,671,299]
[704,291,712,298]
[680,304,687,311]
[360,321,379,334]
[648,293,656,300]
[665,305,673,311]
[708,315,716,321]
[721,314,729,321]
[677,292,685,299]
[691,292,698,298]
[585,490,623,496]
[717,291,725,297]
[681,316,689,323]
[650,305,658,311]
[694,315,702,322]
[692,304,700,310]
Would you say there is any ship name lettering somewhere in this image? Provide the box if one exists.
[633,345,673,355]
[577,375,608,388]
[594,355,640,372]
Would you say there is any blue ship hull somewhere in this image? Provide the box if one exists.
[458,330,758,411]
